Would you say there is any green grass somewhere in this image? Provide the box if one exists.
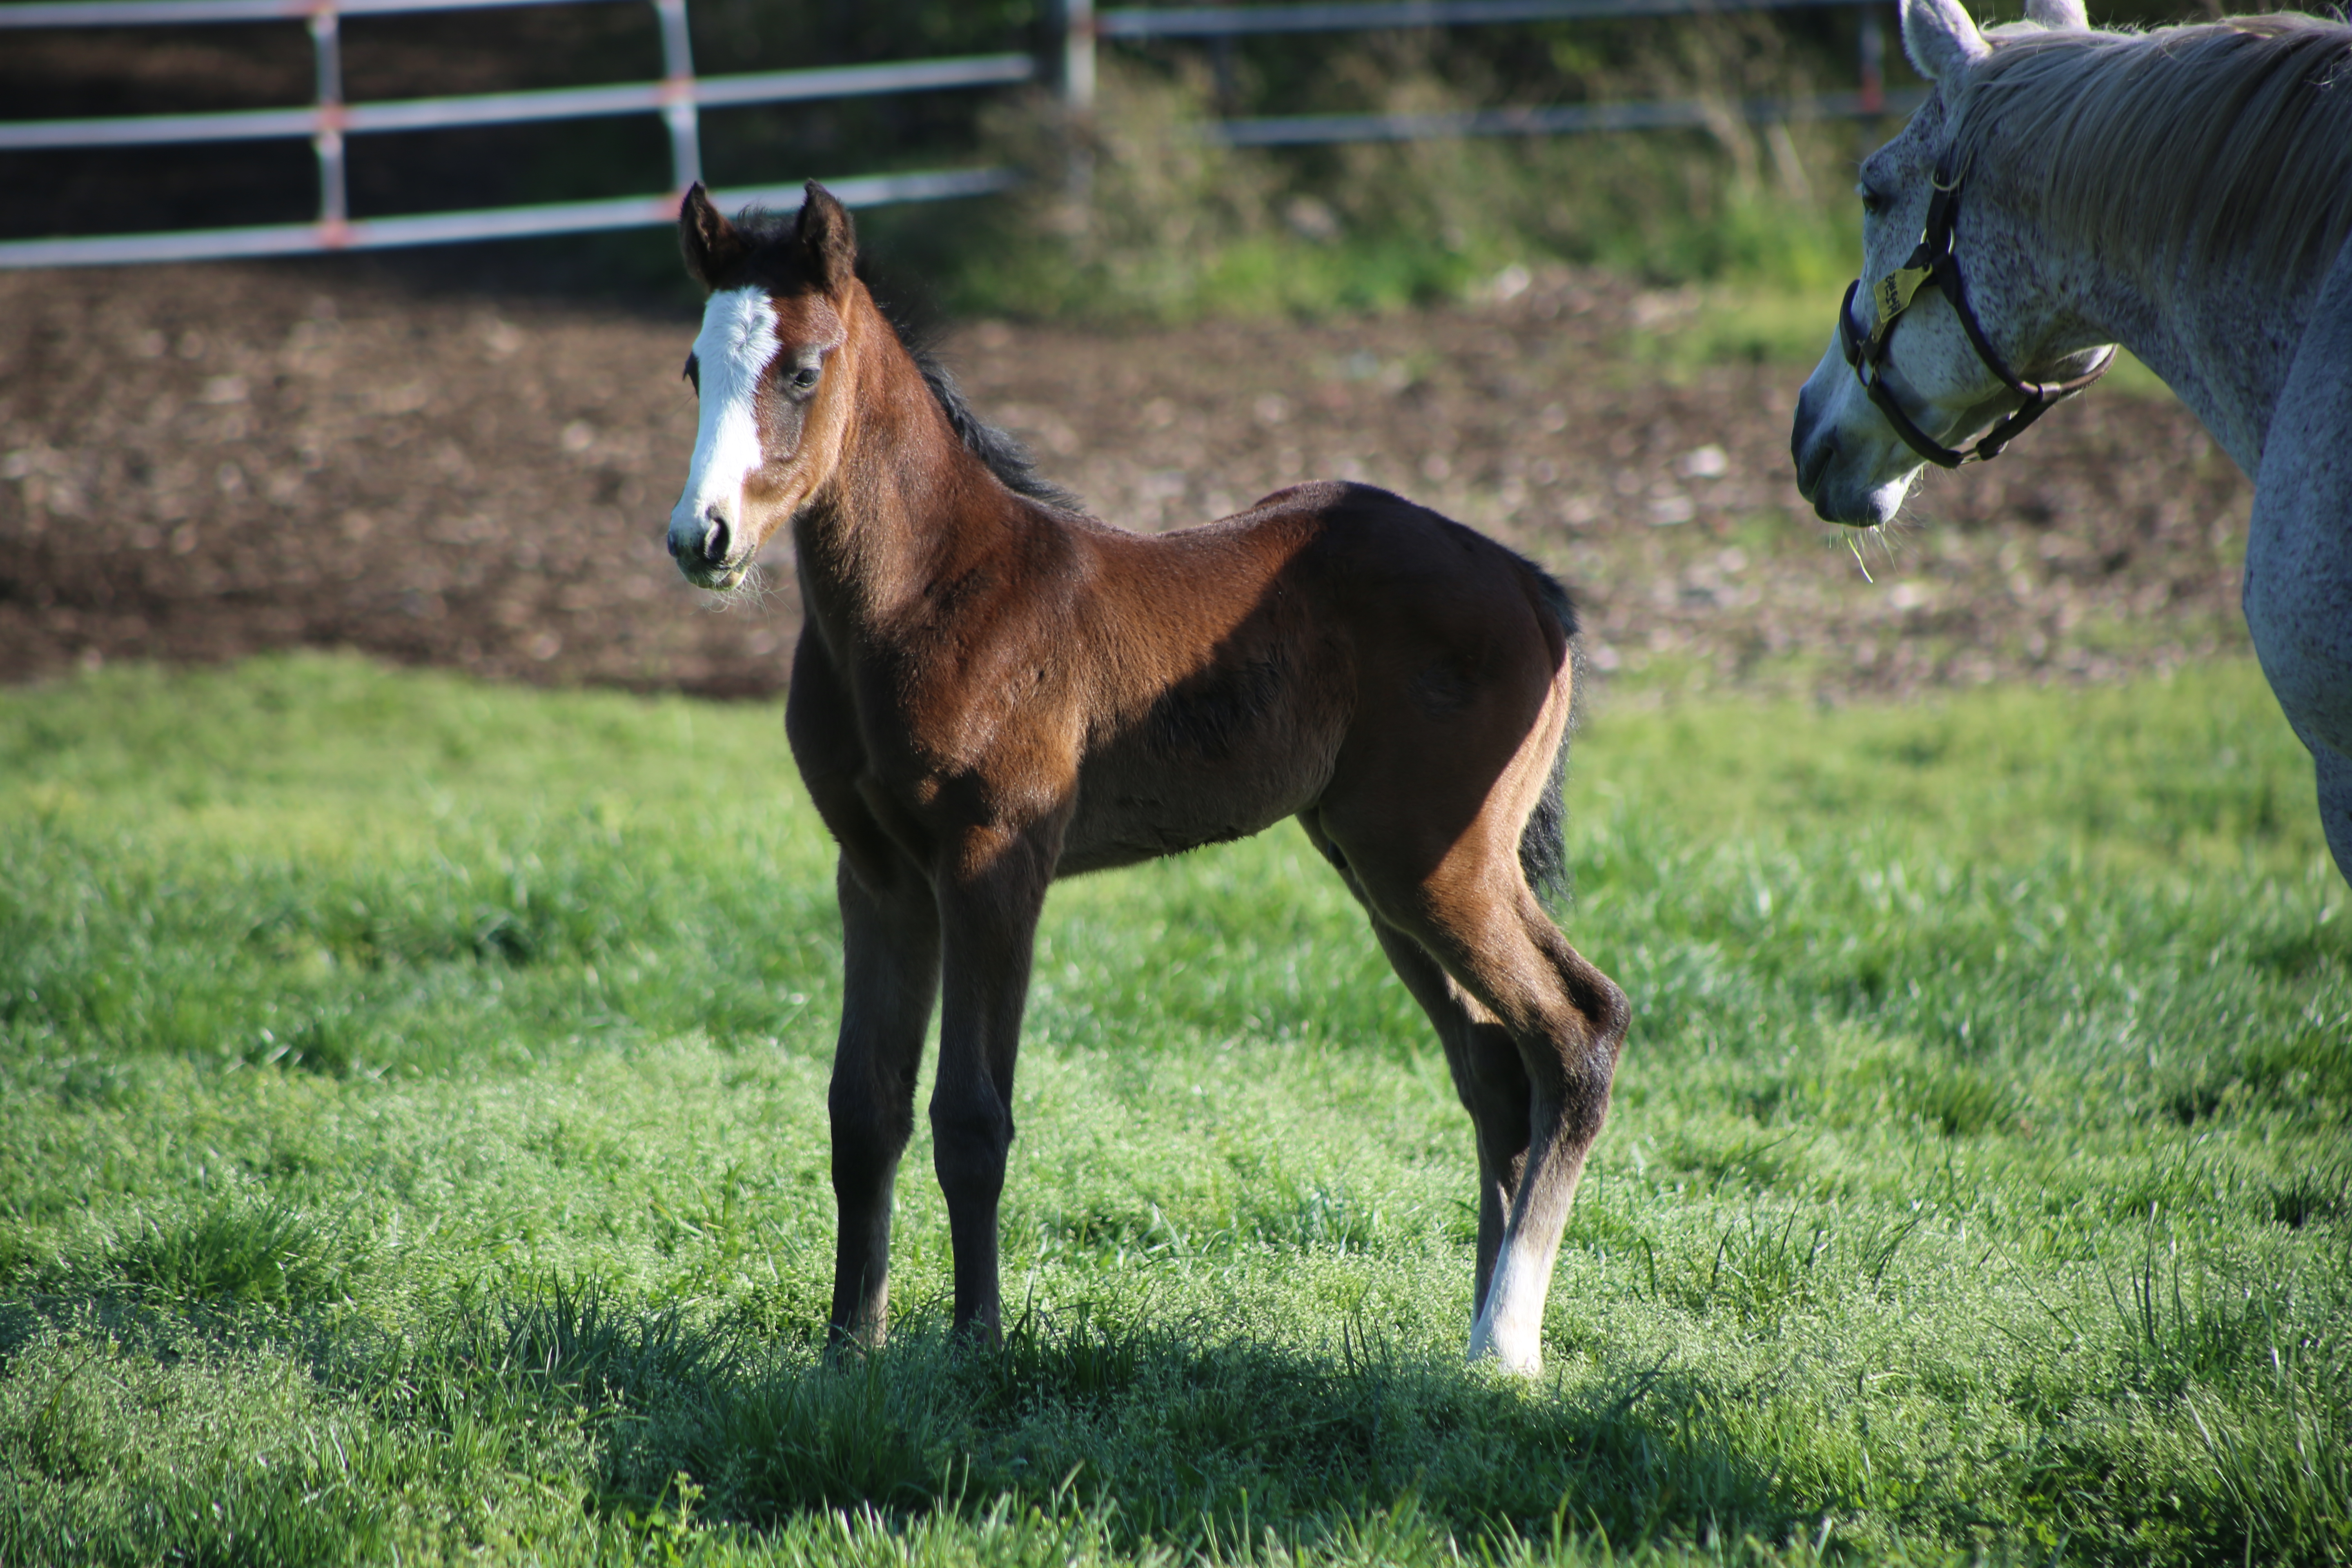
[1,653,2346,1566]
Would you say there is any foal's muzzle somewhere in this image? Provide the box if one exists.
[667,506,742,588]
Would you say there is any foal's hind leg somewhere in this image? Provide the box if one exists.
[1440,892,1626,1372]
[826,856,941,1347]
[1315,819,1626,1374]
[1300,820,1526,1316]
[1359,916,1532,1322]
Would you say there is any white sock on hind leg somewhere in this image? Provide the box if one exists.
[1465,1241,1548,1374]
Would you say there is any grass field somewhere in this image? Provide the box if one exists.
[1,653,2346,1566]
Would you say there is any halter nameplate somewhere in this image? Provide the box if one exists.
[1873,264,1934,325]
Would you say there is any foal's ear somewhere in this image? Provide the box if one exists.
[679,183,748,289]
[795,181,858,293]
[1902,0,1991,79]
[2021,0,2088,29]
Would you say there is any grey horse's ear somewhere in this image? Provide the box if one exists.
[2021,0,2088,28]
[1902,0,1992,79]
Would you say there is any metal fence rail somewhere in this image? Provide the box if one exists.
[1096,0,1873,38]
[0,54,1038,152]
[0,170,1019,270]
[2,0,627,20]
[1204,87,1920,146]
[0,0,1029,267]
[1,0,1903,268]
[1078,0,1899,142]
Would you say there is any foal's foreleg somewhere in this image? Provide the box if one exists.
[827,860,940,1348]
[929,832,1055,1344]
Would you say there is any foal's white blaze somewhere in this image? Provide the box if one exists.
[669,286,780,567]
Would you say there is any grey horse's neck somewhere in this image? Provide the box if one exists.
[2062,246,2308,479]
[1951,19,2352,476]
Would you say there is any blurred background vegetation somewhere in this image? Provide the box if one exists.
[942,9,1871,318]
[0,0,2243,321]
[704,0,1890,318]
[674,0,2234,319]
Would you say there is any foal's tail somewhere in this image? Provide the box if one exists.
[1516,562,1580,909]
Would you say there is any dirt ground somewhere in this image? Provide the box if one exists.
[0,256,2254,703]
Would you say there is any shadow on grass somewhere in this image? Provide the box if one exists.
[11,1267,2351,1564]
[0,1276,1821,1559]
[479,1283,1818,1556]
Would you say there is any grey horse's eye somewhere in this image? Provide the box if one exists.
[1857,184,1889,216]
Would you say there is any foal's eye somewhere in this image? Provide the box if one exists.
[790,364,821,392]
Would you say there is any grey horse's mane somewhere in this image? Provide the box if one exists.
[1945,14,2352,296]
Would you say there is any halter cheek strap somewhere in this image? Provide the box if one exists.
[1838,166,2117,469]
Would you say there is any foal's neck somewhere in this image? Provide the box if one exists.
[792,296,1028,631]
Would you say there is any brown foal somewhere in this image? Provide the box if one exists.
[664,182,1628,1375]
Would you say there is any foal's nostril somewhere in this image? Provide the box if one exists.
[698,514,731,566]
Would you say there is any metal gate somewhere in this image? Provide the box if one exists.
[0,0,1031,267]
[0,0,1912,269]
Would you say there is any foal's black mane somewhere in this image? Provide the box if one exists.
[891,312,1087,514]
[727,204,1083,514]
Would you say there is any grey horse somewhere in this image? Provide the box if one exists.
[1791,0,2352,884]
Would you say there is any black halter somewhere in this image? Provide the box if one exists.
[1838,163,2116,469]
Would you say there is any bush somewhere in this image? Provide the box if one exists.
[935,19,1864,321]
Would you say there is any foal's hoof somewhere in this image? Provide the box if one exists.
[1465,1319,1544,1377]
[947,1314,1005,1356]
